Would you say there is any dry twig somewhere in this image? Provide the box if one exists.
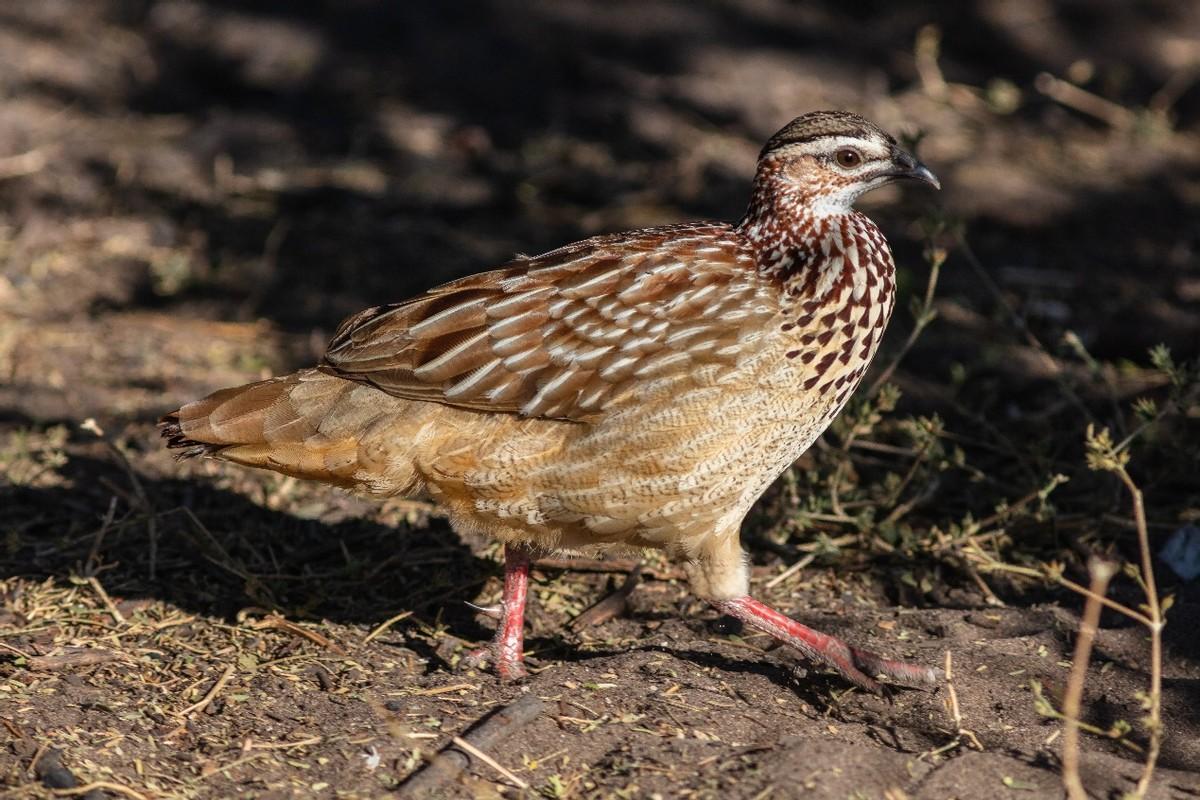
[246,612,347,655]
[921,651,982,760]
[80,418,160,579]
[52,782,150,800]
[364,610,415,644]
[763,553,816,590]
[451,736,529,789]
[0,147,48,180]
[397,693,545,798]
[28,648,121,671]
[1034,72,1136,130]
[177,664,235,718]
[85,576,126,627]
[1061,557,1118,800]
[1084,426,1166,799]
[570,564,642,629]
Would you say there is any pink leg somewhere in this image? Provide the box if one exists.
[715,596,940,694]
[465,543,532,681]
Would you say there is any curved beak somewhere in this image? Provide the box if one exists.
[887,148,940,190]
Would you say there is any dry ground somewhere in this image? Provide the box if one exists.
[2,2,1200,798]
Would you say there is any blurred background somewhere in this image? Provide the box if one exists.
[1,1,1199,796]
[0,0,1197,426]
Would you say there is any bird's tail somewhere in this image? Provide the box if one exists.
[160,368,374,487]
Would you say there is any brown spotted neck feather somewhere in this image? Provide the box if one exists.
[736,158,895,310]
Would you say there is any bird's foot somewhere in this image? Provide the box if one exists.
[462,597,528,680]
[462,640,528,681]
[715,595,941,695]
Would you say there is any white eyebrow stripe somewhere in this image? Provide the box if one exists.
[782,135,891,161]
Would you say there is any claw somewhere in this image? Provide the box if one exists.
[465,600,503,620]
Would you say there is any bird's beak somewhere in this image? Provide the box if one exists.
[887,148,940,190]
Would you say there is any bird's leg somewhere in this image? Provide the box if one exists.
[465,542,532,681]
[714,595,941,694]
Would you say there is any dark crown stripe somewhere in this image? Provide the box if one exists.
[761,110,896,157]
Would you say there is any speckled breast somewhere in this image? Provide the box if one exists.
[711,212,899,521]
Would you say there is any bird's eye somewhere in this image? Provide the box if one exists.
[835,148,862,168]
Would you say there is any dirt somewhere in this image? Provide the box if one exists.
[2,1,1200,798]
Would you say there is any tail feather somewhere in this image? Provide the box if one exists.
[159,369,372,485]
[159,412,220,459]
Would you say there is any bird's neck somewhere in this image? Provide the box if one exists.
[737,174,893,307]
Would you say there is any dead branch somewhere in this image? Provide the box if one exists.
[569,564,642,629]
[397,693,544,798]
[27,648,122,671]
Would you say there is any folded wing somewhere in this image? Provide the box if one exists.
[321,223,781,422]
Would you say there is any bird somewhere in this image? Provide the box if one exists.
[161,110,941,693]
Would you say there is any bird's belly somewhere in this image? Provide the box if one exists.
[519,377,842,549]
[430,331,875,552]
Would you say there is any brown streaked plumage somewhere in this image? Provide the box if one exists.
[162,110,941,692]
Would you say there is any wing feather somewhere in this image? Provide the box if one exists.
[321,223,780,422]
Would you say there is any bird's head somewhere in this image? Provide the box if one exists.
[751,110,939,219]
